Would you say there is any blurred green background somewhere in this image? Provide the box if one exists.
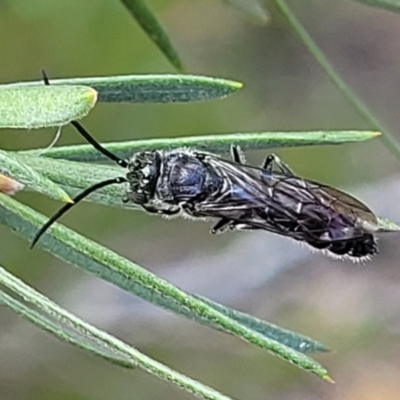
[1,1,400,399]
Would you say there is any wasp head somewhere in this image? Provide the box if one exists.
[125,150,161,204]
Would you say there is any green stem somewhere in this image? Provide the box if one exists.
[272,0,400,161]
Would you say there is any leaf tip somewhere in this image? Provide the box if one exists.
[58,192,74,204]
[323,374,335,384]
[85,87,98,107]
[371,131,382,138]
[313,344,331,353]
[232,80,244,90]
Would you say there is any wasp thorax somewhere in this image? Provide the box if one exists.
[125,151,161,204]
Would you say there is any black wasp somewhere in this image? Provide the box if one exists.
[31,72,383,259]
[31,122,383,260]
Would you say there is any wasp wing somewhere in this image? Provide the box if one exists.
[194,155,378,243]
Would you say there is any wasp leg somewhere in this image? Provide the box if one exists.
[262,154,295,176]
[163,208,181,216]
[210,218,232,234]
[230,145,246,164]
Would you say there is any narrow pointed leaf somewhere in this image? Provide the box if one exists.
[119,0,183,71]
[18,130,381,163]
[3,74,242,103]
[0,85,97,129]
[0,150,71,202]
[353,0,400,12]
[0,194,332,381]
[0,266,235,400]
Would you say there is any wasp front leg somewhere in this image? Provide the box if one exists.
[262,154,295,176]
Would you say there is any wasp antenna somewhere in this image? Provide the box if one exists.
[70,121,129,168]
[31,177,127,249]
[41,70,50,85]
[40,70,128,168]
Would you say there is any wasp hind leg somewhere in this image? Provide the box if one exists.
[262,154,295,176]
[210,218,232,234]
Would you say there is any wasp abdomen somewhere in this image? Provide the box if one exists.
[306,234,378,259]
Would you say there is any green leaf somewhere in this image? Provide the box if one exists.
[4,75,242,104]
[119,0,183,71]
[0,85,97,129]
[353,0,400,12]
[0,193,332,381]
[12,128,381,206]
[0,150,71,202]
[223,0,270,24]
[18,130,381,163]
[11,126,382,208]
[0,265,235,400]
